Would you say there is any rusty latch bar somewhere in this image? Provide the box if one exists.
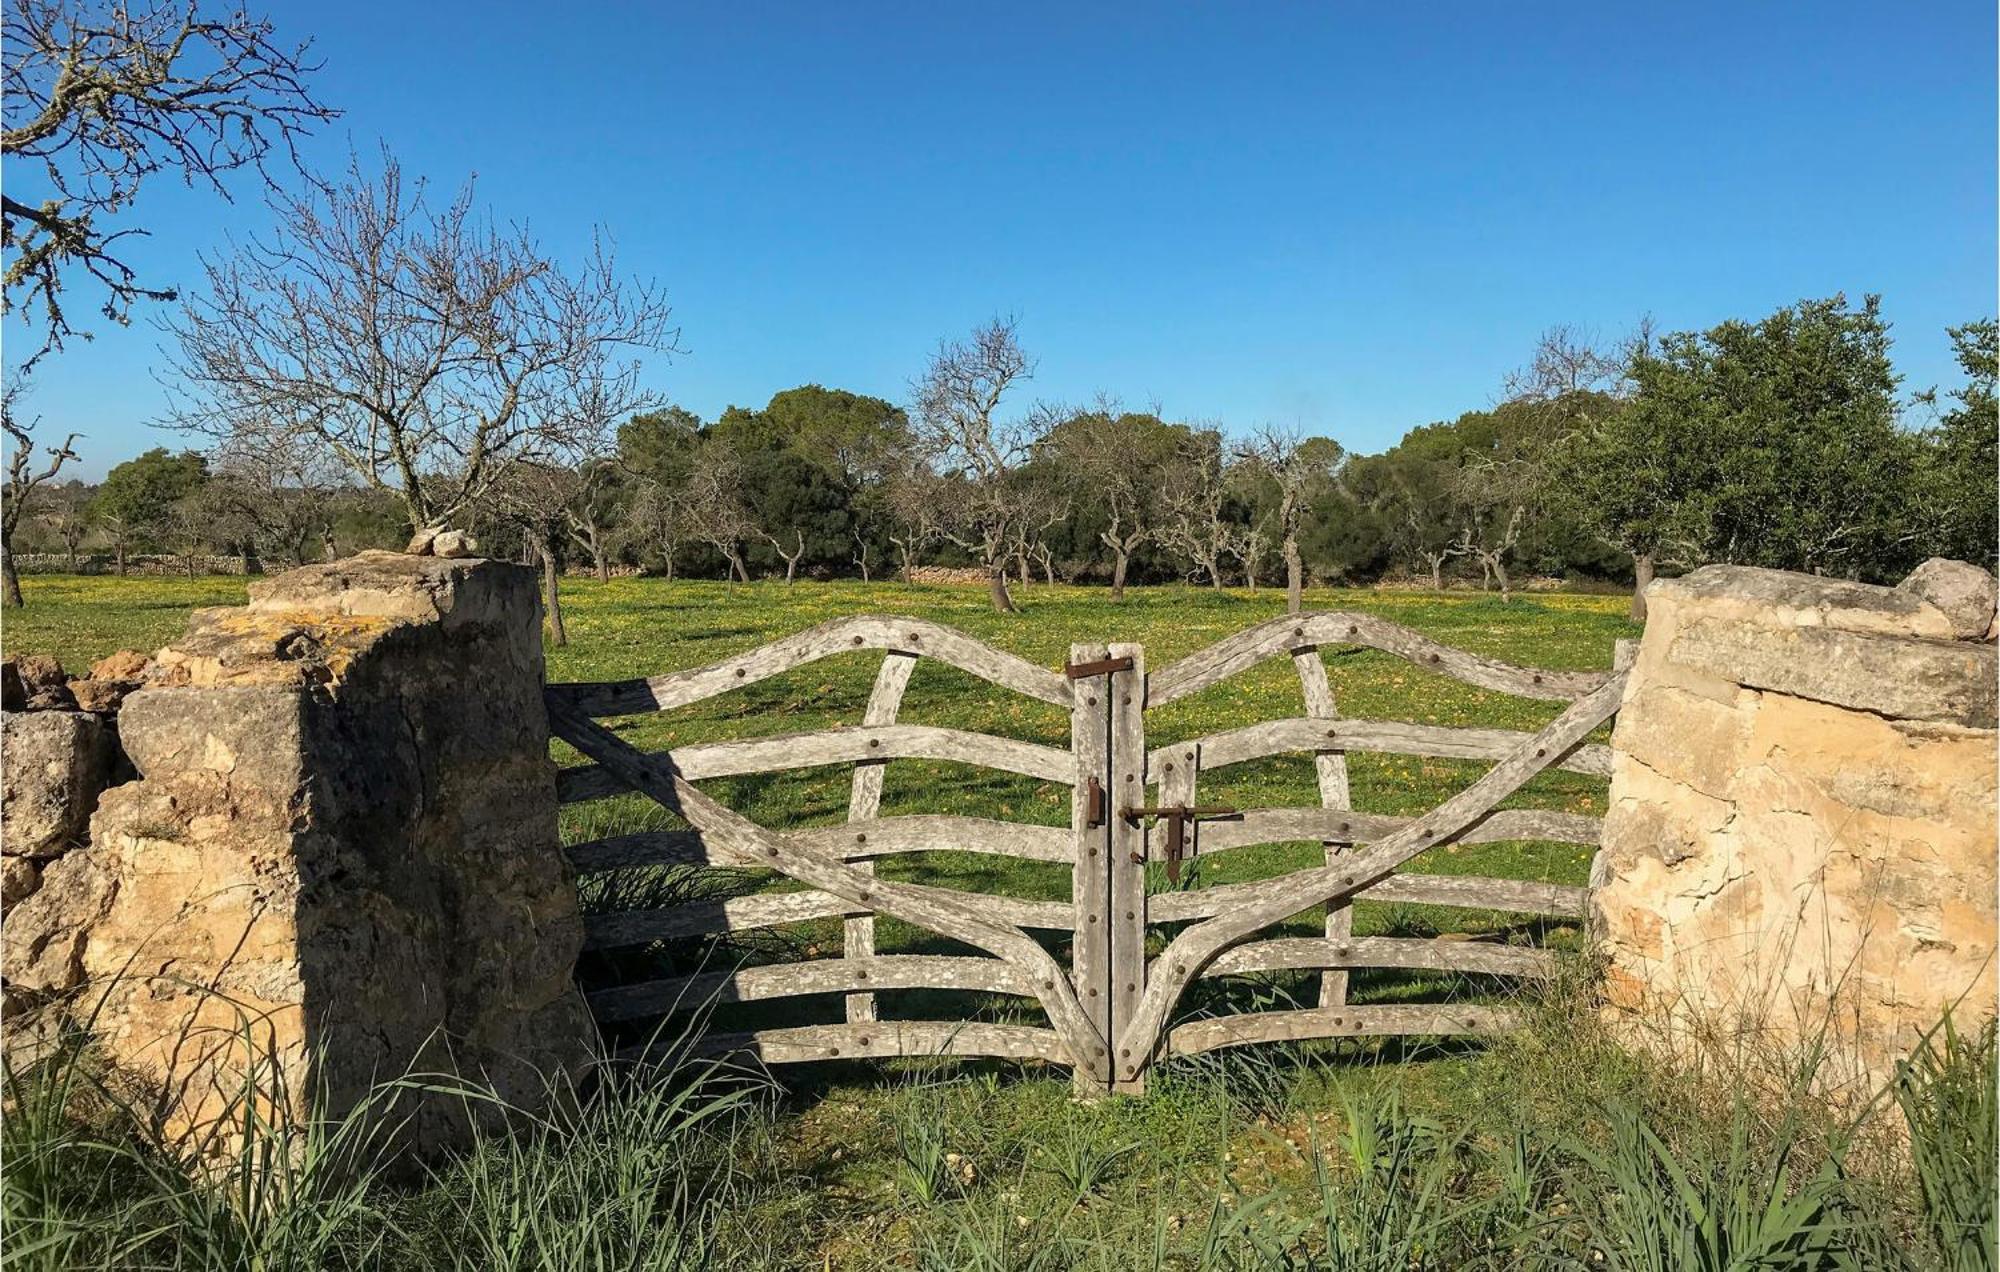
[1117,803,1239,884]
[1064,655,1135,680]
[1084,776,1106,828]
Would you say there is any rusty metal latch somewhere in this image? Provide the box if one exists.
[1118,803,1238,884]
[1084,776,1107,828]
[1064,655,1135,680]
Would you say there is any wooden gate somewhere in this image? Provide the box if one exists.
[545,613,1629,1093]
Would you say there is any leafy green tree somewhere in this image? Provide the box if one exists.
[92,447,208,573]
[1560,295,1921,597]
[1915,319,1997,566]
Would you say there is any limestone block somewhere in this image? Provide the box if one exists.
[1598,561,1999,1089]
[1,711,111,858]
[72,550,592,1154]
[1897,558,1997,640]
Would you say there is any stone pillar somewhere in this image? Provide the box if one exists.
[1594,561,1998,1091]
[67,551,592,1149]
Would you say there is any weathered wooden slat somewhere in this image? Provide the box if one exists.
[1147,870,1589,923]
[1069,643,1112,1095]
[1167,1004,1520,1058]
[585,890,850,949]
[1150,718,1612,778]
[558,724,1073,803]
[1148,612,1606,708]
[1205,936,1558,980]
[587,955,1037,1021]
[547,615,1072,716]
[546,700,1110,1080]
[1189,807,1603,856]
[847,651,918,1023]
[565,816,1074,874]
[1108,643,1149,1094]
[1114,672,1626,1067]
[584,882,1075,949]
[1293,647,1354,1010]
[680,1021,1069,1065]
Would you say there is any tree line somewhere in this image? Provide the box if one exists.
[7,297,1993,633]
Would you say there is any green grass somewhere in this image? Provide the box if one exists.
[9,574,1982,1269]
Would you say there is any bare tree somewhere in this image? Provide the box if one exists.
[883,461,950,586]
[851,528,873,583]
[164,149,677,538]
[562,457,624,582]
[1041,399,1176,600]
[623,475,689,581]
[1235,426,1345,614]
[1448,460,1534,603]
[681,442,756,584]
[760,527,806,585]
[492,461,585,645]
[909,317,1035,612]
[203,433,346,566]
[2,383,80,604]
[35,478,92,571]
[2,0,338,367]
[1157,426,1236,588]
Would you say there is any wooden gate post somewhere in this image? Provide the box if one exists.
[1069,643,1113,1095]
[1107,643,1149,1093]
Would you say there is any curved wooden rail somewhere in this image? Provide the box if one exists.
[1205,936,1557,980]
[588,955,1038,1022]
[548,615,1073,716]
[1148,612,1608,709]
[566,815,1074,874]
[1151,719,1612,778]
[684,1021,1069,1065]
[583,882,1074,949]
[558,724,1073,804]
[1112,671,1626,1080]
[1186,807,1602,857]
[1148,871,1589,923]
[548,698,1110,1079]
[1167,1004,1518,1058]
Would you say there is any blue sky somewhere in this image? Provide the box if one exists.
[13,1,1995,478]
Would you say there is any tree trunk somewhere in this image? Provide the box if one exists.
[1494,556,1512,603]
[65,542,78,572]
[1429,557,1443,591]
[784,557,797,585]
[542,546,568,647]
[1,539,21,608]
[594,544,610,583]
[115,544,127,576]
[1110,551,1129,601]
[729,551,749,584]
[898,544,914,586]
[1284,538,1303,615]
[988,565,1017,613]
[1630,552,1655,622]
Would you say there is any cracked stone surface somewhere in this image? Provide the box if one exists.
[1596,562,1997,1090]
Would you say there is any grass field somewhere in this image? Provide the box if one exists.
[6,573,1984,1270]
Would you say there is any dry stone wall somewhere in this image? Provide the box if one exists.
[2,551,593,1154]
[1594,560,1998,1090]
